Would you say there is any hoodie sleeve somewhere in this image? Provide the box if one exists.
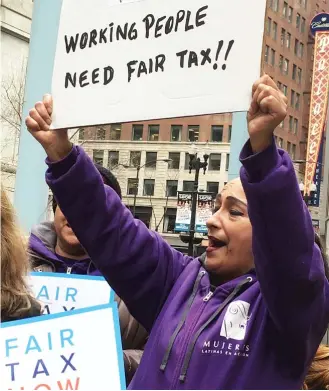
[240,139,329,343]
[45,146,192,331]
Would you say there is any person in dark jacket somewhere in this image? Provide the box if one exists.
[1,186,41,322]
[28,164,148,385]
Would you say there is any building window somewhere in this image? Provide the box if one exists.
[287,141,292,154]
[291,144,296,160]
[294,39,299,56]
[166,180,178,197]
[295,93,300,110]
[132,125,143,141]
[184,153,191,170]
[278,138,283,148]
[296,13,301,29]
[283,2,288,17]
[297,68,302,84]
[211,125,224,142]
[225,154,230,171]
[277,81,282,90]
[292,64,297,80]
[266,17,272,35]
[272,22,278,40]
[264,45,269,63]
[110,124,121,140]
[270,0,279,12]
[301,17,306,33]
[291,90,295,107]
[283,84,288,96]
[289,116,293,131]
[228,125,232,142]
[96,127,106,140]
[208,154,221,171]
[279,55,283,71]
[302,0,307,9]
[78,128,85,140]
[299,43,304,58]
[286,33,291,49]
[143,179,155,196]
[270,49,276,66]
[279,119,284,128]
[130,151,141,167]
[288,6,293,22]
[148,125,159,141]
[168,152,180,169]
[188,125,200,142]
[108,151,119,169]
[146,152,157,168]
[207,182,219,194]
[163,208,177,233]
[294,118,298,134]
[183,181,194,192]
[93,150,104,166]
[281,28,286,46]
[127,178,138,195]
[171,125,182,142]
[283,58,289,74]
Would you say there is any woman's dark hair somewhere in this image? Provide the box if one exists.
[315,232,329,281]
[52,163,122,213]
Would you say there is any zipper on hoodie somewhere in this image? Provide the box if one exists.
[66,267,72,274]
[203,291,213,302]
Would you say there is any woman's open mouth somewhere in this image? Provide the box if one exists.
[207,236,227,253]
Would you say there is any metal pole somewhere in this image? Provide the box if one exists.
[188,160,200,256]
[133,166,140,217]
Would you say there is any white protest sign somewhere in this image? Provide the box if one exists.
[29,272,113,315]
[1,304,126,390]
[51,0,266,129]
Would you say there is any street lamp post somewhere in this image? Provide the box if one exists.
[182,150,209,256]
[132,159,171,217]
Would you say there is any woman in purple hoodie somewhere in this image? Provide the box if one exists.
[25,75,329,389]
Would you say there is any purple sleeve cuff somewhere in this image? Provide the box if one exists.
[239,138,282,183]
[46,145,79,179]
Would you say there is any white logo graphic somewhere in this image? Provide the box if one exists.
[220,300,251,341]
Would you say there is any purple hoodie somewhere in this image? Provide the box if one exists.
[45,139,329,389]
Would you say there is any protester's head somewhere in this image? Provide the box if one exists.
[303,344,329,390]
[1,187,39,320]
[52,164,122,258]
[206,179,253,280]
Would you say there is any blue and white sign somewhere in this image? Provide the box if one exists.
[195,193,214,233]
[174,192,192,232]
[1,304,126,390]
[310,12,329,36]
[307,133,324,208]
[29,272,113,315]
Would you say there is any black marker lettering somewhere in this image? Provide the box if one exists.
[99,27,108,44]
[104,66,114,85]
[165,16,174,34]
[80,32,88,49]
[185,11,194,31]
[196,5,208,27]
[127,60,138,82]
[89,29,98,48]
[137,61,148,78]
[188,51,198,67]
[65,72,77,88]
[117,23,128,40]
[176,50,188,68]
[64,34,79,54]
[175,10,185,32]
[200,48,211,65]
[143,14,155,38]
[109,22,114,42]
[155,15,166,38]
[155,54,166,72]
[92,68,100,84]
[128,23,138,40]
[79,70,89,87]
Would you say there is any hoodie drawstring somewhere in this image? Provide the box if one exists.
[179,276,252,383]
[159,270,206,372]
